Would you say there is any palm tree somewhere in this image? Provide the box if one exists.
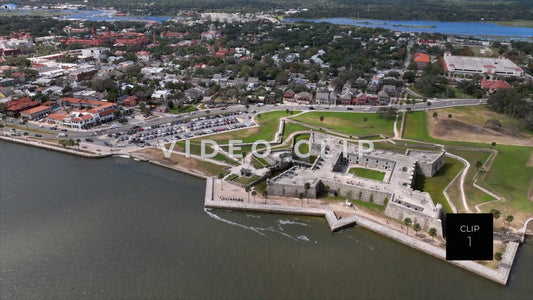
[298,192,304,206]
[218,173,224,190]
[262,190,268,204]
[429,228,437,241]
[245,186,251,203]
[403,218,412,235]
[304,182,310,204]
[413,223,421,236]
[490,209,501,223]
[252,190,257,203]
[505,215,514,231]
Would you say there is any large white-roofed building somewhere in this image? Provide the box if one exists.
[443,51,523,77]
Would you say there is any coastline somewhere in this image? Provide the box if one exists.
[204,177,520,286]
[0,135,522,285]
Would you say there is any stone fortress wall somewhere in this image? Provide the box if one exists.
[265,133,447,235]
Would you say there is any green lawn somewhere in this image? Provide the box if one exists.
[294,133,310,155]
[348,167,385,181]
[403,110,533,223]
[326,196,385,213]
[169,105,198,114]
[282,123,312,140]
[448,150,494,211]
[291,111,395,137]
[173,141,239,165]
[475,145,533,223]
[233,175,262,187]
[413,157,464,214]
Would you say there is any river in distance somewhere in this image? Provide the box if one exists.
[1,141,532,299]
[285,18,533,41]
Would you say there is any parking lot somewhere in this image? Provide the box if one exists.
[105,112,254,148]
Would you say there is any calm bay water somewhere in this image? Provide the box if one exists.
[286,18,533,40]
[1,141,532,299]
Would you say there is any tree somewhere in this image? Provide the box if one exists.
[490,209,501,221]
[429,228,437,240]
[473,160,483,170]
[298,192,304,207]
[363,117,368,122]
[218,173,225,190]
[491,142,497,149]
[304,182,311,204]
[245,186,251,203]
[505,215,514,230]
[433,112,438,118]
[495,252,503,261]
[413,223,421,235]
[427,102,432,107]
[252,190,257,203]
[262,190,268,204]
[319,115,324,122]
[448,114,453,118]
[403,218,412,235]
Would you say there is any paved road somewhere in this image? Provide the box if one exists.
[2,98,487,148]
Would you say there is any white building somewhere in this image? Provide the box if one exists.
[80,47,110,60]
[443,52,523,77]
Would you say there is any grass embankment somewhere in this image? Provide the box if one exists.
[404,109,533,226]
[446,150,493,212]
[476,145,533,226]
[232,175,262,187]
[413,157,464,214]
[291,111,394,137]
[172,141,239,165]
[348,167,385,181]
[326,196,385,214]
[135,148,228,177]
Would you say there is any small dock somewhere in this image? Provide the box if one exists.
[204,177,520,286]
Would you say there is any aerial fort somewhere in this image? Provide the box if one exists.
[265,133,446,235]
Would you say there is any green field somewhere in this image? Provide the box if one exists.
[413,157,464,214]
[348,167,386,181]
[403,110,533,225]
[233,175,262,187]
[291,111,394,137]
[169,105,198,114]
[172,141,239,165]
[475,145,533,223]
[327,196,385,213]
[294,133,310,155]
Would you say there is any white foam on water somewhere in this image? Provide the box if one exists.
[297,235,310,242]
[204,208,267,237]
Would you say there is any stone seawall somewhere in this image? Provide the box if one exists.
[0,135,111,158]
[205,177,519,286]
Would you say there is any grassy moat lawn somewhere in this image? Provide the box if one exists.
[291,111,394,137]
[348,167,385,181]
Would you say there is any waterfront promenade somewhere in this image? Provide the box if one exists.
[204,177,519,286]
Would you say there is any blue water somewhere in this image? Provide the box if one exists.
[286,18,533,40]
[66,10,171,23]
[4,9,171,23]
